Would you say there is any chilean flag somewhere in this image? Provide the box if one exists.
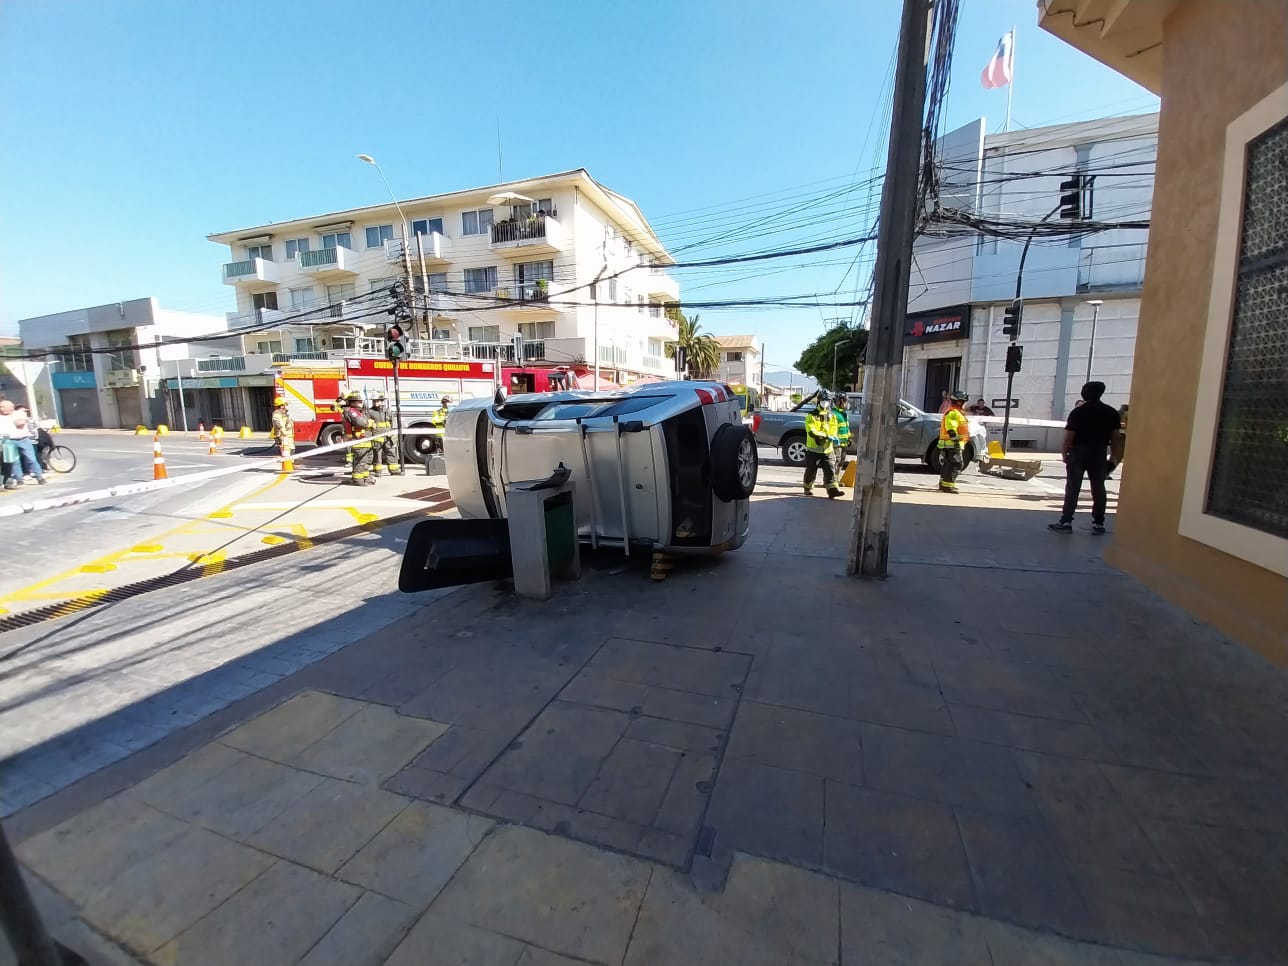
[981,32,1014,90]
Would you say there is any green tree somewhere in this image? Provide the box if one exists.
[664,311,721,379]
[795,325,868,391]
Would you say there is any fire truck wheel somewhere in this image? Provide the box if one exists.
[318,424,344,451]
[403,426,437,465]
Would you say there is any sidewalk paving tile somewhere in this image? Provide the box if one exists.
[292,703,448,785]
[583,637,751,697]
[152,859,360,966]
[218,690,365,761]
[707,758,825,867]
[823,781,975,910]
[1099,763,1288,833]
[948,704,1112,759]
[337,801,494,908]
[839,882,992,966]
[430,825,651,966]
[977,920,1123,966]
[245,777,409,873]
[848,675,956,736]
[624,854,839,966]
[1066,861,1214,959]
[559,671,736,729]
[82,825,276,956]
[385,912,526,966]
[296,891,418,966]
[724,701,862,784]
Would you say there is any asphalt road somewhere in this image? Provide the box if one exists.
[0,431,288,599]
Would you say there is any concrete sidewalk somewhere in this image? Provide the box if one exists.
[5,472,1288,964]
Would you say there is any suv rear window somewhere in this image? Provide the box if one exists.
[534,394,674,421]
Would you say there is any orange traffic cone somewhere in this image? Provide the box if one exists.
[197,421,207,440]
[279,445,295,474]
[208,434,218,456]
[153,433,168,480]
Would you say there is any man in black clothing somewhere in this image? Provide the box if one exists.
[1049,381,1123,534]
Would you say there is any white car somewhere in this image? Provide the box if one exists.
[445,381,757,555]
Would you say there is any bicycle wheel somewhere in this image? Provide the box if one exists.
[48,445,76,474]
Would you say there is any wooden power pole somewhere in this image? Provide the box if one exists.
[849,0,934,578]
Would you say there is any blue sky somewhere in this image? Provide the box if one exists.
[0,0,1155,369]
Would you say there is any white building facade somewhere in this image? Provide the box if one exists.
[712,335,762,390]
[903,114,1157,431]
[16,299,235,429]
[207,168,681,386]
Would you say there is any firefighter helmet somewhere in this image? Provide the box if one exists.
[273,397,287,407]
[345,391,363,404]
[949,388,969,403]
[371,392,387,403]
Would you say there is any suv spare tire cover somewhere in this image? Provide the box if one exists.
[710,424,758,502]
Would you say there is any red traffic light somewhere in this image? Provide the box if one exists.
[386,325,404,342]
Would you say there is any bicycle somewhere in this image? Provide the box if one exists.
[37,429,76,474]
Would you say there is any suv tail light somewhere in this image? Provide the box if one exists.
[694,388,715,405]
[751,413,762,432]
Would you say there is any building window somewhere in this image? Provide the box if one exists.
[464,266,498,294]
[105,330,136,372]
[462,209,495,236]
[246,243,273,262]
[514,260,554,290]
[726,351,743,362]
[365,225,395,249]
[255,339,283,355]
[637,295,645,313]
[427,272,449,292]
[294,337,318,354]
[468,325,500,343]
[289,287,313,310]
[56,335,92,372]
[326,283,355,304]
[321,232,352,250]
[1205,116,1288,540]
[369,276,399,295]
[607,278,618,303]
[285,238,310,259]
[412,217,444,236]
[252,291,279,312]
[518,321,556,341]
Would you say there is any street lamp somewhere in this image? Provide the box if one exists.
[357,154,410,239]
[1084,299,1103,384]
[832,343,841,391]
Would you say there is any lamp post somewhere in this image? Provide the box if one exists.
[1084,299,1103,384]
[832,343,841,391]
[358,154,411,465]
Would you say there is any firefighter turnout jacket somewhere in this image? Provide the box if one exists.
[939,408,968,448]
[805,410,838,454]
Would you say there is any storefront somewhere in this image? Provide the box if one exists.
[901,305,970,412]
[160,374,277,432]
[51,370,100,428]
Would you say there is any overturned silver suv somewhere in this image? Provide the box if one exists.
[444,380,757,555]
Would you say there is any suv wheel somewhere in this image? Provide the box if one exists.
[711,425,758,501]
[782,434,807,466]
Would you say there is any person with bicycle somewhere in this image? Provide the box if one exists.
[0,400,45,486]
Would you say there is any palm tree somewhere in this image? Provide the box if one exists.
[665,311,721,379]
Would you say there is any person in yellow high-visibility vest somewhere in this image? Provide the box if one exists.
[937,389,970,493]
[803,390,844,498]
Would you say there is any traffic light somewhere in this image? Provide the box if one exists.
[673,345,687,374]
[1059,173,1084,220]
[1005,344,1023,373]
[385,323,409,361]
[1002,299,1023,340]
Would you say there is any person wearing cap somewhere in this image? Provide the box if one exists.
[270,396,295,461]
[937,389,970,493]
[803,390,844,498]
[368,392,402,477]
[342,391,374,485]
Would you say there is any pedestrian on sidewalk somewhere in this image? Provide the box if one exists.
[937,390,970,493]
[1049,381,1123,534]
[341,392,374,486]
[0,400,45,486]
[803,390,843,498]
[0,398,18,489]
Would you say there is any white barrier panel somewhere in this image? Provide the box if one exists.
[0,429,409,518]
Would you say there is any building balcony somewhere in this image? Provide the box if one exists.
[222,257,281,288]
[297,246,359,278]
[463,339,556,365]
[386,232,451,267]
[226,308,289,330]
[646,270,680,302]
[490,215,567,256]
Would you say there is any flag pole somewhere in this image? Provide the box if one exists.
[1005,26,1015,133]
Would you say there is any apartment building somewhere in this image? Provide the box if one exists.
[903,113,1157,434]
[206,168,681,385]
[713,335,762,390]
[15,299,237,429]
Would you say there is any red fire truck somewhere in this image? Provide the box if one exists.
[274,358,587,463]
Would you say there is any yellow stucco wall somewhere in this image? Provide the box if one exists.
[1108,0,1288,663]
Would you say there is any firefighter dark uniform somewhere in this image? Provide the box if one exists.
[369,393,402,477]
[803,391,843,498]
[342,393,374,485]
[938,391,970,493]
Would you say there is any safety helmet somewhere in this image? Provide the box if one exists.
[835,392,849,404]
[273,397,286,407]
[345,391,363,403]
[817,390,833,403]
[372,393,386,403]
[441,396,453,406]
[949,389,969,403]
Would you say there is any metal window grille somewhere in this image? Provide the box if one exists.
[1206,117,1288,539]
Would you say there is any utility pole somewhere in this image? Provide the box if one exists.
[849,0,933,578]
[759,345,765,394]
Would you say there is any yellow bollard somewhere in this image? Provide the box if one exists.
[156,424,169,435]
[212,425,224,440]
[840,460,857,488]
[50,424,60,433]
[134,425,149,435]
[239,426,252,439]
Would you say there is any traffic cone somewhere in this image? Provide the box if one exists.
[208,434,218,456]
[650,551,674,582]
[279,445,295,474]
[197,421,207,440]
[152,434,168,480]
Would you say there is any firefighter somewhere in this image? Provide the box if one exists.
[803,390,844,498]
[833,391,852,475]
[342,391,374,485]
[430,395,452,428]
[937,389,970,493]
[368,393,402,477]
[270,397,294,458]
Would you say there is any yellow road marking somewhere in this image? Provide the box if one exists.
[208,510,234,519]
[79,563,116,574]
[131,544,164,553]
[261,535,288,545]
